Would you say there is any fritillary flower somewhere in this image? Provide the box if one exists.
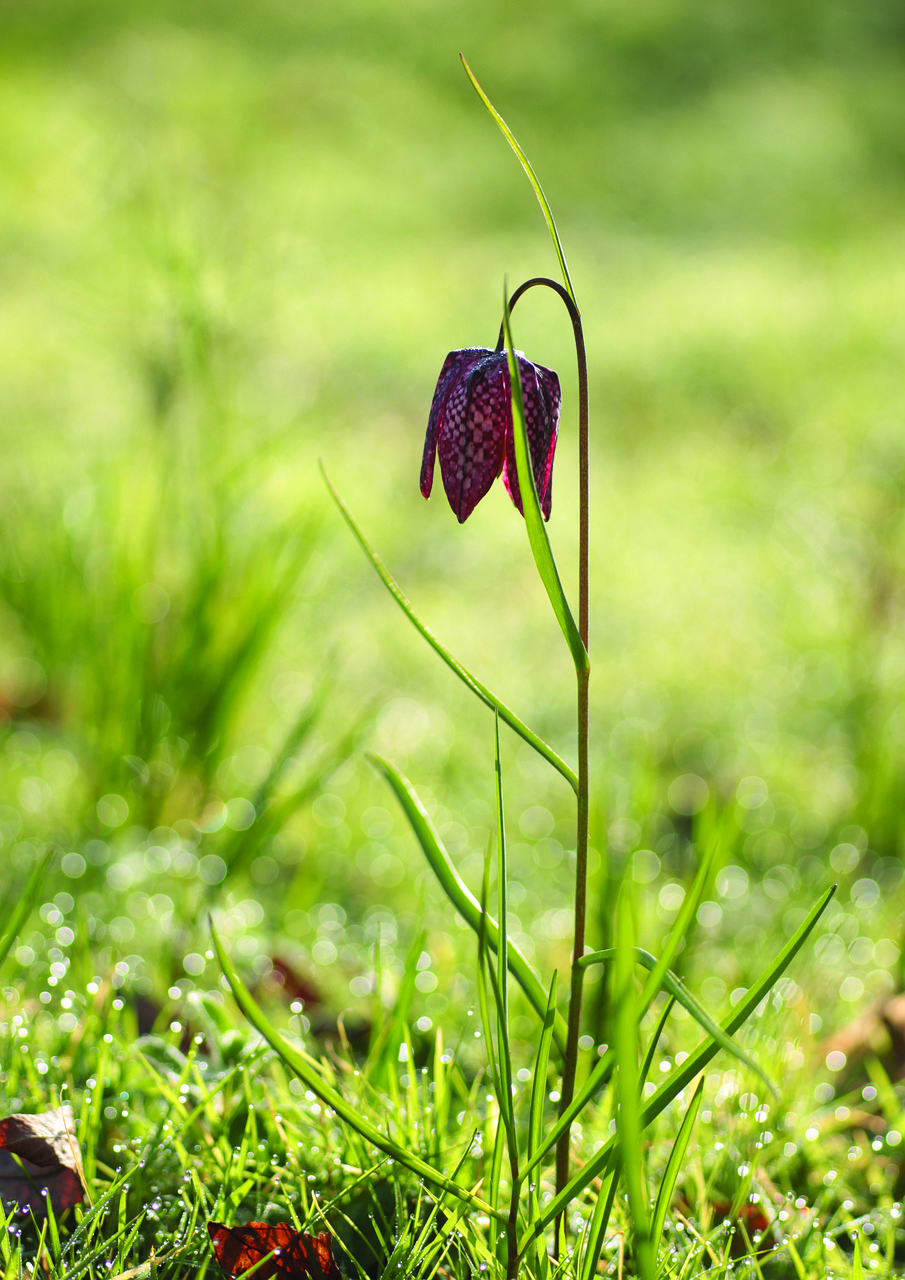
[420,347,561,523]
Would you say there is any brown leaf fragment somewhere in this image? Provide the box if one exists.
[0,1104,86,1216]
[820,990,905,1085]
[267,958,324,1011]
[208,1221,342,1280]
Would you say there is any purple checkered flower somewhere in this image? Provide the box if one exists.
[420,347,561,524]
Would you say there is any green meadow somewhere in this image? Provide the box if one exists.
[2,1,905,1275]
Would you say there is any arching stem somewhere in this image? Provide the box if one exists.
[499,276,590,1219]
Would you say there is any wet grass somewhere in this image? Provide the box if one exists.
[3,1,905,1275]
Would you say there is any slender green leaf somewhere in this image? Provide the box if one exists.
[528,975,557,1280]
[520,1044,614,1182]
[639,996,675,1092]
[520,884,835,1247]
[503,292,588,676]
[476,853,520,1202]
[580,946,775,1095]
[650,1077,703,1252]
[209,918,503,1220]
[488,1112,507,1220]
[579,1153,619,1280]
[613,887,654,1280]
[460,55,576,305]
[637,839,716,1012]
[529,975,558,1165]
[0,849,52,974]
[476,847,510,1210]
[371,752,568,1055]
[321,464,577,792]
[495,712,509,1046]
[786,1233,809,1280]
[851,1238,864,1280]
[493,711,517,1153]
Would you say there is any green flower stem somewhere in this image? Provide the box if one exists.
[504,276,590,1214]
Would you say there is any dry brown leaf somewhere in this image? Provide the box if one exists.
[0,1104,86,1216]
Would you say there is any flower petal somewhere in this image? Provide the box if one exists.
[502,358,561,520]
[421,349,490,501]
[438,353,508,523]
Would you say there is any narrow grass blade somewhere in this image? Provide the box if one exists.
[852,1237,864,1280]
[487,1110,506,1219]
[637,839,716,1012]
[322,465,577,792]
[460,55,576,306]
[219,682,324,872]
[371,752,568,1055]
[210,918,503,1220]
[529,975,558,1165]
[579,1153,619,1280]
[492,711,517,1157]
[521,884,836,1245]
[371,931,426,1088]
[639,995,675,1092]
[613,887,654,1280]
[521,1045,614,1182]
[528,975,557,1278]
[495,712,508,1045]
[476,840,519,1205]
[0,848,52,974]
[476,848,506,1183]
[503,291,588,677]
[579,946,775,1095]
[650,1076,703,1253]
[786,1233,808,1280]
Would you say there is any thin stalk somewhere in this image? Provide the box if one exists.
[501,276,590,1218]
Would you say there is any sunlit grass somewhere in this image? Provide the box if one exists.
[3,1,905,1273]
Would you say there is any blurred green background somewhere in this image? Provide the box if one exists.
[2,0,905,1043]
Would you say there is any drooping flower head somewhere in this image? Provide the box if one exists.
[421,347,561,523]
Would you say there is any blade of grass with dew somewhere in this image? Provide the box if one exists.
[430,1030,450,1168]
[523,961,724,1181]
[321,465,576,792]
[503,291,588,678]
[219,682,325,872]
[460,55,576,306]
[210,918,503,1220]
[650,1076,703,1255]
[786,1232,809,1280]
[639,995,675,1092]
[374,930,427,1089]
[527,974,557,1278]
[521,884,836,1245]
[579,1153,620,1280]
[0,848,52,974]
[528,975,557,1165]
[579,947,775,1095]
[493,710,518,1174]
[402,1026,421,1139]
[636,838,716,1013]
[613,884,654,1280]
[476,845,514,1216]
[520,1045,615,1182]
[370,752,568,1055]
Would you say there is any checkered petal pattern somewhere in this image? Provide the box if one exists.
[421,348,561,523]
[501,358,561,520]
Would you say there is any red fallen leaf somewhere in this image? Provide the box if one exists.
[208,1221,342,1280]
[0,1104,86,1216]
